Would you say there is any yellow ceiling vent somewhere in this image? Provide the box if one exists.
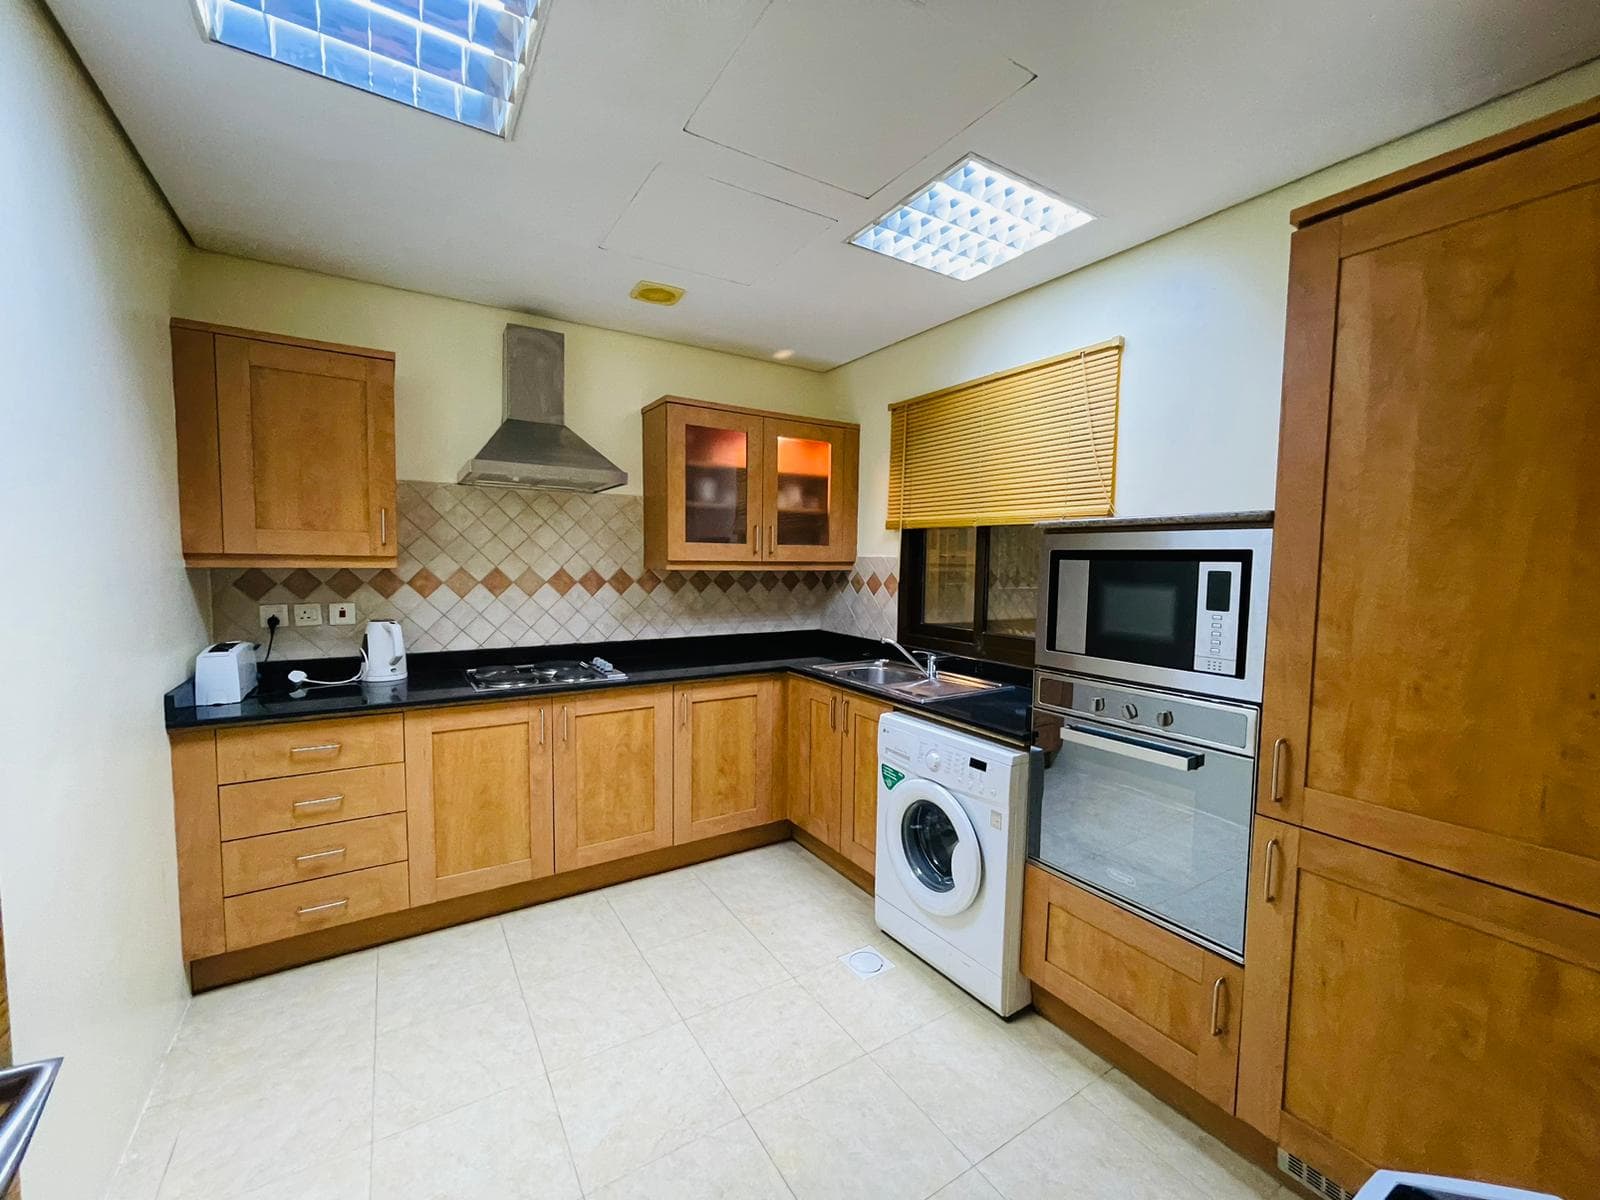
[630,280,685,306]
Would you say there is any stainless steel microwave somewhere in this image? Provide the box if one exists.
[1035,525,1272,702]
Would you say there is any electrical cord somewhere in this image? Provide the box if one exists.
[261,614,278,662]
[287,647,368,688]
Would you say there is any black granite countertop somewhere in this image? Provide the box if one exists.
[165,630,1039,745]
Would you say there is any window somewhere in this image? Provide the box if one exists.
[194,0,549,136]
[899,525,1043,666]
[851,156,1094,281]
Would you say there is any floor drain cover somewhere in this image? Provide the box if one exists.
[840,947,893,979]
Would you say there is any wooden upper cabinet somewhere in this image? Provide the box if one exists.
[553,688,674,871]
[1259,107,1600,916]
[673,677,780,843]
[1236,820,1600,1197]
[171,320,397,567]
[643,397,858,571]
[839,694,891,874]
[405,702,554,904]
[786,678,844,848]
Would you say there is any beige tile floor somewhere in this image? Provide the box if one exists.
[106,842,1304,1200]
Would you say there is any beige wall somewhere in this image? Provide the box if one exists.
[825,58,1600,557]
[0,2,209,1197]
[176,254,839,488]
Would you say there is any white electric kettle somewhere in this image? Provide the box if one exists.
[361,619,408,683]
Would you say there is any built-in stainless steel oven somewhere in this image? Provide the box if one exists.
[1036,525,1271,703]
[1029,671,1259,960]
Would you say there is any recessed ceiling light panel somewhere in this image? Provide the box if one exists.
[850,156,1093,281]
[193,0,550,136]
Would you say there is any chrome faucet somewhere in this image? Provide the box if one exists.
[882,638,939,680]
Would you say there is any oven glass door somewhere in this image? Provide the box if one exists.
[1029,715,1253,957]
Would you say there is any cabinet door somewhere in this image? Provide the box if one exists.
[839,694,892,873]
[215,335,396,559]
[786,679,843,847]
[673,678,779,843]
[760,418,858,565]
[554,689,674,870]
[657,404,765,565]
[1260,127,1600,915]
[405,703,553,904]
[1021,865,1242,1112]
[1235,821,1600,1197]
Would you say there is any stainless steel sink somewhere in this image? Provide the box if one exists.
[817,659,928,687]
[813,659,1002,702]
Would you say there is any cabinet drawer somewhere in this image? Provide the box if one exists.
[218,763,405,839]
[222,812,408,896]
[216,716,403,784]
[1021,864,1243,1112]
[223,862,409,950]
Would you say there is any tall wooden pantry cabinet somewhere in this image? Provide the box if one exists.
[1237,95,1600,1198]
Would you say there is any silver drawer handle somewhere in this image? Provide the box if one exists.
[297,898,349,917]
[292,794,344,811]
[1210,977,1228,1037]
[290,742,342,756]
[295,847,348,865]
[1061,726,1205,771]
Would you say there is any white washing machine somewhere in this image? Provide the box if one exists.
[874,712,1033,1016]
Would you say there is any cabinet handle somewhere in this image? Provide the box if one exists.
[292,793,344,811]
[680,694,690,728]
[829,695,836,730]
[768,525,775,555]
[538,707,546,746]
[297,898,349,917]
[1269,737,1288,803]
[295,847,347,865]
[1209,977,1227,1037]
[380,507,388,545]
[562,706,570,743]
[289,742,341,757]
[750,523,758,550]
[1264,837,1281,903]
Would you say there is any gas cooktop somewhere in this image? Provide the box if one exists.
[463,658,626,692]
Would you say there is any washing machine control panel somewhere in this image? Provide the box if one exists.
[913,737,1001,799]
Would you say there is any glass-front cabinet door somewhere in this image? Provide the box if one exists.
[760,418,857,565]
[665,406,764,563]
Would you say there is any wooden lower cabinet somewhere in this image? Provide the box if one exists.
[1022,864,1243,1112]
[1237,818,1600,1197]
[405,703,554,904]
[673,677,780,843]
[554,687,674,871]
[839,694,891,872]
[787,678,844,846]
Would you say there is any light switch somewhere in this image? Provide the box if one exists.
[293,603,323,627]
[328,601,358,626]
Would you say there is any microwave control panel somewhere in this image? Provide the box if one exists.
[1192,561,1241,675]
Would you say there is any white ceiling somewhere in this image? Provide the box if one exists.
[47,0,1600,369]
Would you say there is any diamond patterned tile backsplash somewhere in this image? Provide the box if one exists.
[210,482,900,658]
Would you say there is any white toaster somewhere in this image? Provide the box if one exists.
[194,641,259,706]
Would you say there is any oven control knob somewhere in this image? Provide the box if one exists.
[1121,703,1139,721]
[924,751,941,772]
[1157,710,1174,727]
[1091,697,1106,713]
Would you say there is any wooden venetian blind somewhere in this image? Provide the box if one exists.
[886,337,1122,529]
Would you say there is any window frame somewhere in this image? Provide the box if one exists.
[897,527,1038,668]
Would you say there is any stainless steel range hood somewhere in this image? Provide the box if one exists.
[458,326,627,492]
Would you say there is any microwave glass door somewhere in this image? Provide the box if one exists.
[1030,716,1254,957]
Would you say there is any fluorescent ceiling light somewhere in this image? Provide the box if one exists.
[851,156,1093,281]
[194,0,549,136]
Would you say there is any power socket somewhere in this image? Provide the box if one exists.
[328,601,358,626]
[259,603,289,629]
[293,603,323,627]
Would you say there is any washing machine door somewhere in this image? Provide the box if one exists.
[883,777,982,917]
